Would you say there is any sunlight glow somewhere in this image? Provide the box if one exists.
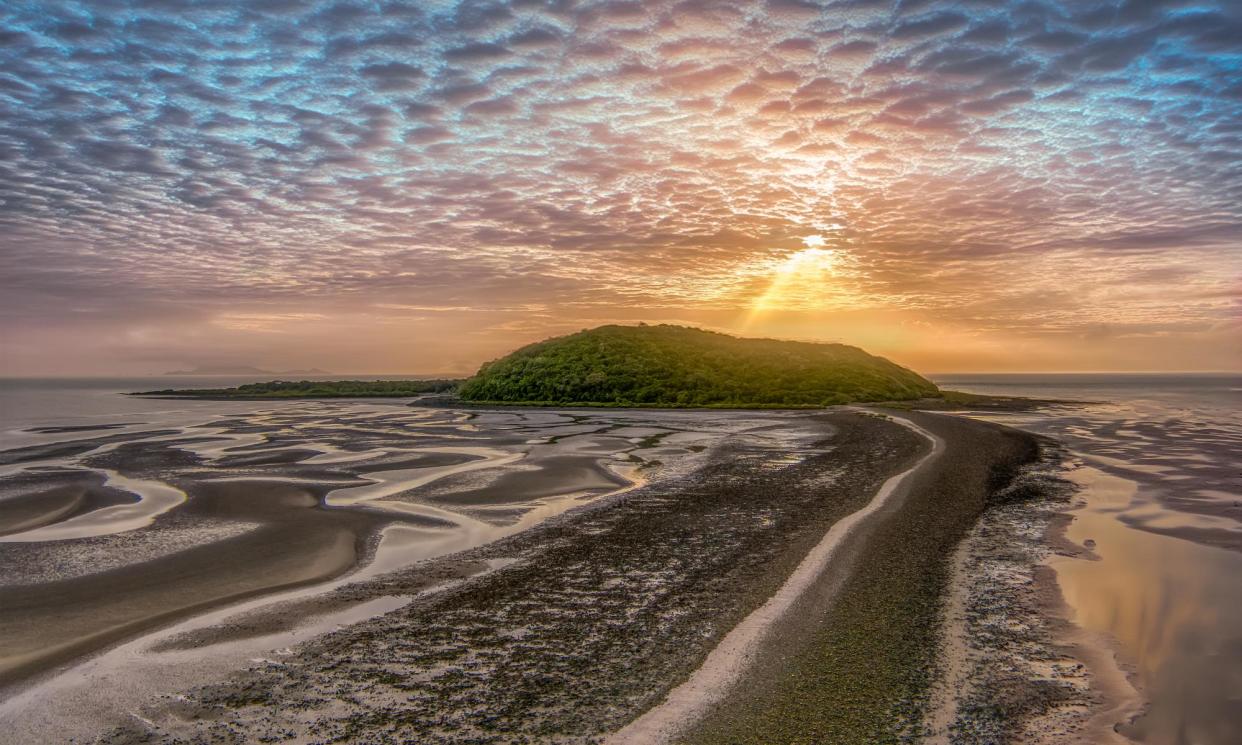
[745,247,855,327]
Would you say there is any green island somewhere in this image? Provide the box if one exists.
[134,324,1010,408]
[457,324,938,406]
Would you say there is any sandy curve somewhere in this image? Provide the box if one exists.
[0,469,186,543]
[607,413,944,745]
[324,446,523,507]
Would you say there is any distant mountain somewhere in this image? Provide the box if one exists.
[163,365,334,376]
[458,324,939,407]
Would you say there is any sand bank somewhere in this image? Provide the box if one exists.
[680,410,1043,744]
[609,413,943,743]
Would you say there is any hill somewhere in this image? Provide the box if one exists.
[457,325,938,407]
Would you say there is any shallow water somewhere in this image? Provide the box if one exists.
[935,373,1242,744]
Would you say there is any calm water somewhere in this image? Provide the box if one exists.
[0,376,420,449]
[934,373,1242,745]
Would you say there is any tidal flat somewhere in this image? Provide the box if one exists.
[0,396,1057,744]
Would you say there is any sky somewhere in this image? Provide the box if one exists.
[1,0,1239,376]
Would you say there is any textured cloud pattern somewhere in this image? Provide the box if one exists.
[1,1,1239,372]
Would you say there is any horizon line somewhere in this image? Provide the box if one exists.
[2,370,1240,380]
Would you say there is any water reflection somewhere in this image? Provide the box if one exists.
[1054,465,1242,745]
[934,374,1242,744]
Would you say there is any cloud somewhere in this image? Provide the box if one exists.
[0,0,1238,374]
[359,61,425,90]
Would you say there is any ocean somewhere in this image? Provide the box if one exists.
[0,376,417,449]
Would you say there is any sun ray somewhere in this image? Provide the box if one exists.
[744,246,853,329]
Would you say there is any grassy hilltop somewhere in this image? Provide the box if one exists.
[458,324,938,407]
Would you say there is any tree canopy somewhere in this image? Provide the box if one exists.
[457,325,938,407]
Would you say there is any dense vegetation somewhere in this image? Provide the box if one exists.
[134,379,461,398]
[458,324,938,407]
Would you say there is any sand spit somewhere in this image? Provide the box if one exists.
[676,411,1043,744]
[609,413,943,744]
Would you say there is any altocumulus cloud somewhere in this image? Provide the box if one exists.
[0,0,1239,373]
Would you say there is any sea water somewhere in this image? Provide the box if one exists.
[935,373,1242,745]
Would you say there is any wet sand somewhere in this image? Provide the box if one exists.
[1051,465,1242,744]
[0,410,1044,745]
[0,397,1076,745]
[0,403,822,741]
[0,478,379,688]
[919,441,1113,744]
[0,470,136,536]
[0,430,180,467]
[934,377,1242,745]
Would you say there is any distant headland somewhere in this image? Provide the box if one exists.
[162,365,334,376]
[132,378,460,399]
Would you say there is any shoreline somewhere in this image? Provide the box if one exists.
[127,387,1067,412]
[920,434,1146,744]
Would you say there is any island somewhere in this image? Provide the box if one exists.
[136,324,942,406]
[457,324,939,406]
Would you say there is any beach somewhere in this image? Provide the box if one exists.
[0,377,1049,744]
[1,376,1235,742]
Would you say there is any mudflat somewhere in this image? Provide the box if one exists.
[73,411,1040,744]
[0,403,836,741]
[0,402,1053,745]
[0,479,374,688]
